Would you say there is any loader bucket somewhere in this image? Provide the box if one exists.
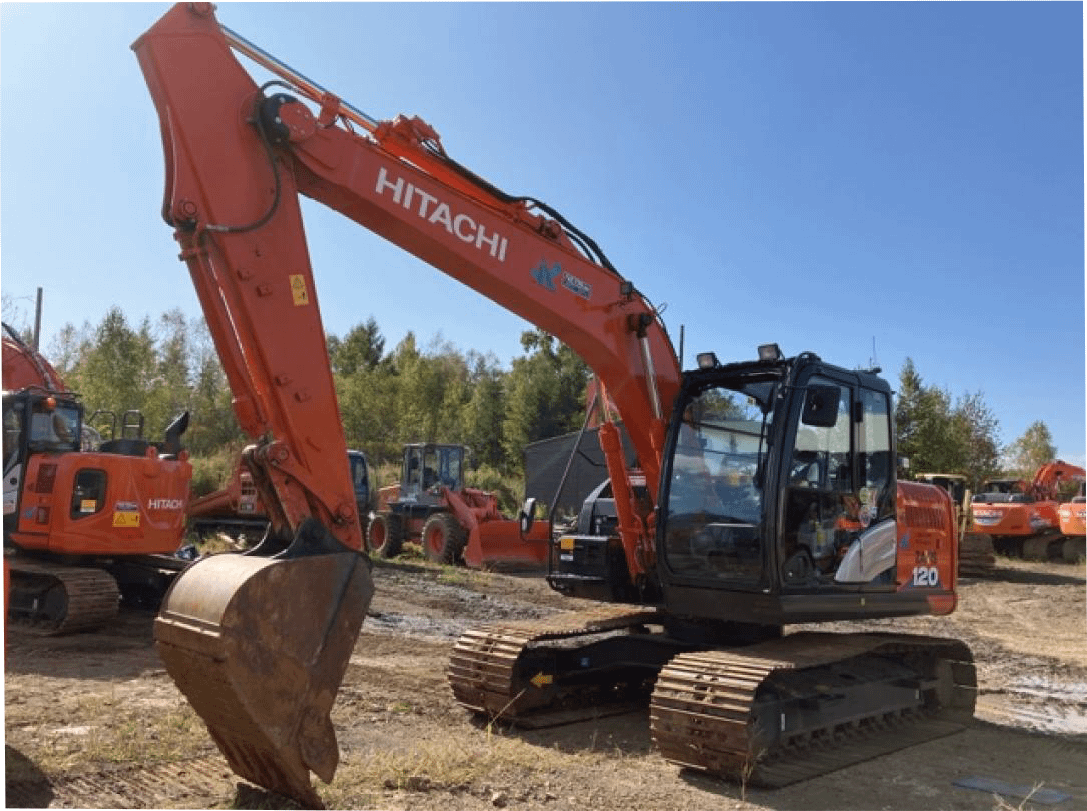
[154,521,373,808]
[463,518,551,570]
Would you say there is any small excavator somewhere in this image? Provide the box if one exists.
[972,461,1085,559]
[133,4,976,806]
[2,322,192,631]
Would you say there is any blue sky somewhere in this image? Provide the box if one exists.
[2,2,1083,465]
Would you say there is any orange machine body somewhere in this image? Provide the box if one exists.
[1058,496,1086,537]
[3,325,191,560]
[895,481,958,615]
[131,0,964,631]
[2,328,65,392]
[9,448,190,556]
[369,442,550,567]
[972,462,1085,540]
[3,322,193,636]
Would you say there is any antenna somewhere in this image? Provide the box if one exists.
[868,337,881,374]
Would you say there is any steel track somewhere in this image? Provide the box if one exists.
[449,613,977,785]
[7,560,120,634]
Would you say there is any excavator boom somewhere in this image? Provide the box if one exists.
[134,6,377,804]
[134,3,674,803]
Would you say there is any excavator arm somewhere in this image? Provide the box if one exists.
[1030,461,1086,501]
[133,3,679,805]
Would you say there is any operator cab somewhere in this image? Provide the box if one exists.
[399,443,467,503]
[973,478,1029,504]
[4,389,83,537]
[658,348,914,626]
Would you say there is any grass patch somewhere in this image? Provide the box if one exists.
[321,732,588,807]
[14,698,214,777]
[435,565,488,588]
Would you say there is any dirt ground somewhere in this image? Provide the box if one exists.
[5,555,1086,811]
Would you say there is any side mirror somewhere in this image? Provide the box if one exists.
[801,385,840,428]
[519,497,538,534]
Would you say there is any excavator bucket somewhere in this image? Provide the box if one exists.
[154,522,373,808]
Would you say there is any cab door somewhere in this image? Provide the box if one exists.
[779,376,897,588]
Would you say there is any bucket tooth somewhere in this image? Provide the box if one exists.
[154,548,372,807]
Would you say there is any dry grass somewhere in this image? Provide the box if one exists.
[7,697,212,777]
[319,729,616,808]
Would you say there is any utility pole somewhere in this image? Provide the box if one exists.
[33,287,43,350]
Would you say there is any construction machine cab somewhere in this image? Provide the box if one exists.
[916,473,968,506]
[21,391,82,454]
[654,350,944,627]
[977,478,1025,497]
[4,389,84,537]
[401,443,467,499]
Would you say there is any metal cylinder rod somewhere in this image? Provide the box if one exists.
[548,388,602,527]
[639,335,663,420]
[221,24,379,133]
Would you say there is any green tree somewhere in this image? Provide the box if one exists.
[949,391,1002,486]
[1005,421,1057,479]
[895,358,1002,489]
[462,352,506,469]
[65,308,158,437]
[47,321,91,380]
[502,330,590,472]
[336,362,401,460]
[895,358,953,473]
[393,333,458,445]
[185,318,244,455]
[141,309,193,439]
[328,316,386,375]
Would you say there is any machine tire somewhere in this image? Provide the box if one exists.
[368,513,405,559]
[422,513,467,564]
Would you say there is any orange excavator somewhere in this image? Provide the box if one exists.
[133,4,975,806]
[186,448,375,541]
[2,322,193,630]
[971,460,1085,558]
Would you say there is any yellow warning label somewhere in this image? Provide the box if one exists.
[289,274,310,306]
[113,511,140,528]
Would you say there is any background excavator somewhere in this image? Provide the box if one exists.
[2,322,193,632]
[971,460,1085,559]
[133,4,975,806]
[186,448,375,541]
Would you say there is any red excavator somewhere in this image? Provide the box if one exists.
[133,5,975,805]
[2,322,193,630]
[971,461,1085,558]
[186,448,375,541]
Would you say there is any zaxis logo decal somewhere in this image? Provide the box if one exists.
[531,261,560,291]
[531,261,593,300]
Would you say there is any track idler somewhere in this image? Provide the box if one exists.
[154,519,373,808]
